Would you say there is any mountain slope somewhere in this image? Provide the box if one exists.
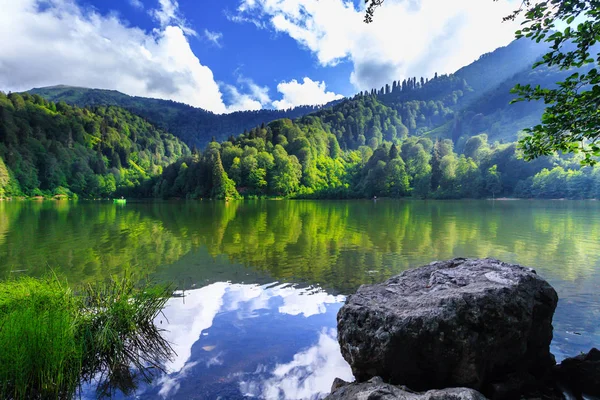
[352,39,579,148]
[28,85,340,148]
[453,39,549,96]
[0,91,189,197]
[27,39,553,151]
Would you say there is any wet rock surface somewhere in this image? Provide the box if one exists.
[555,348,600,398]
[325,377,487,400]
[336,258,559,399]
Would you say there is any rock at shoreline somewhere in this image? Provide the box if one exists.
[337,258,558,399]
[325,377,487,400]
[555,348,600,397]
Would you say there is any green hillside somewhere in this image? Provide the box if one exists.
[145,105,599,201]
[28,85,339,148]
[20,38,600,200]
[0,92,189,198]
[26,40,558,152]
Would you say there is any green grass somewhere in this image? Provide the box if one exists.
[0,275,173,399]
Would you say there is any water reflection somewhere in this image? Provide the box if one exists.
[132,282,350,400]
[1,200,599,397]
[4,200,600,291]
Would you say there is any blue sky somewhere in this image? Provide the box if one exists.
[0,0,521,113]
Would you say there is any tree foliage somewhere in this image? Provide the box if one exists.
[0,92,189,198]
[146,100,594,200]
[366,0,600,164]
[28,86,340,148]
[507,0,600,165]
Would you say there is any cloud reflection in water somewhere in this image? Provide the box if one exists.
[145,282,352,399]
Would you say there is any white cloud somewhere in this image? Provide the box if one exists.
[225,84,265,112]
[274,285,345,317]
[272,77,343,109]
[150,0,196,36]
[233,0,521,90]
[224,74,272,112]
[204,29,223,47]
[245,79,271,105]
[159,283,229,374]
[129,0,144,10]
[0,0,231,112]
[224,9,266,29]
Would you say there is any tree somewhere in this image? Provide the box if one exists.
[508,0,600,165]
[366,0,600,164]
[270,145,302,195]
[463,134,489,161]
[385,158,410,197]
[389,143,399,159]
[485,165,503,198]
[210,151,239,200]
[430,146,441,193]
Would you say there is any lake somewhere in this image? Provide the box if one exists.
[1,199,599,399]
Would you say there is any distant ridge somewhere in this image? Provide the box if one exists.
[28,85,341,147]
[28,38,557,148]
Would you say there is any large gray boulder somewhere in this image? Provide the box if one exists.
[325,377,487,400]
[337,258,558,399]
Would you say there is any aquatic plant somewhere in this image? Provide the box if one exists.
[78,274,173,397]
[0,274,173,399]
[0,278,82,399]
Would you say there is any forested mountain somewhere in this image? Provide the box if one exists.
[142,39,599,200]
[26,40,558,153]
[28,85,340,148]
[144,110,600,201]
[12,38,599,200]
[0,92,188,198]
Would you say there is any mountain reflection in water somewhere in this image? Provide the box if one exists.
[3,200,599,399]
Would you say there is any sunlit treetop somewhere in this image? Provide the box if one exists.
[365,0,600,165]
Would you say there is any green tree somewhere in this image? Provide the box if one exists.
[211,152,239,200]
[507,0,600,165]
[229,157,242,186]
[270,145,302,195]
[485,165,503,198]
[456,156,483,198]
[366,0,600,164]
[385,158,410,197]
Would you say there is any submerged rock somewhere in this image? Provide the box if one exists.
[325,377,486,400]
[555,348,600,398]
[337,258,558,399]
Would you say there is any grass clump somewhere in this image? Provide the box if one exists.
[0,275,173,400]
[0,277,82,399]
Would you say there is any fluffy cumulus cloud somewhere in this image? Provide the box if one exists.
[0,0,241,113]
[233,0,521,90]
[272,77,344,109]
[0,0,347,113]
[226,75,343,111]
[151,0,196,35]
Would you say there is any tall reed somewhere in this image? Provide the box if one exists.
[0,274,173,399]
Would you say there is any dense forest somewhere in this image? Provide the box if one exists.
[142,94,600,200]
[28,40,556,149]
[5,38,597,200]
[29,85,340,148]
[0,92,188,198]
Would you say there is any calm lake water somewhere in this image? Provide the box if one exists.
[1,200,599,399]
